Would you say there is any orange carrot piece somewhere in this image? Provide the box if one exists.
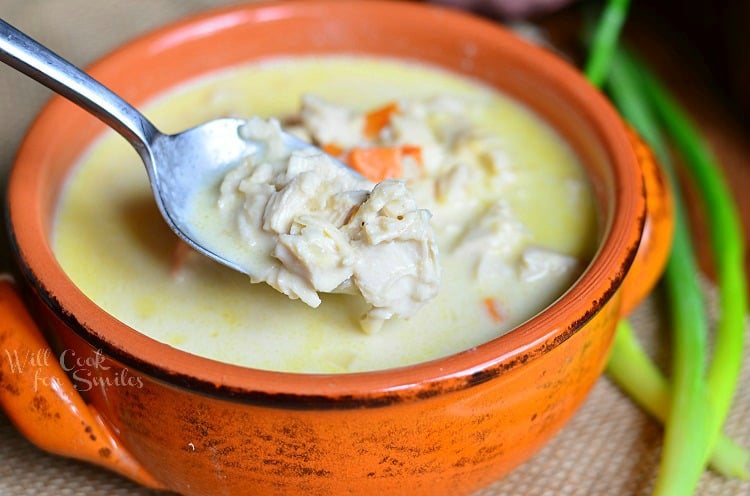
[401,144,423,167]
[322,143,344,157]
[170,239,193,277]
[347,147,403,182]
[363,102,399,139]
[483,297,504,323]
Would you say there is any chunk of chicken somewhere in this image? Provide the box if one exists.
[218,117,440,333]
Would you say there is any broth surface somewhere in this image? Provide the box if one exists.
[54,56,596,373]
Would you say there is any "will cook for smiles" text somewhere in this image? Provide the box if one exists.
[3,348,144,392]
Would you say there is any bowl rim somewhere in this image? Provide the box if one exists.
[6,0,643,407]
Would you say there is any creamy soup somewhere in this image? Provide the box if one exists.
[53,56,597,374]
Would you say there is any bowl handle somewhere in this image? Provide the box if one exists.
[618,127,674,316]
[0,278,164,489]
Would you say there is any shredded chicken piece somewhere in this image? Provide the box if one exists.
[218,117,440,333]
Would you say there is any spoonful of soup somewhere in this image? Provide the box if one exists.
[0,19,441,333]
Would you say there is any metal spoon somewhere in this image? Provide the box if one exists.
[0,18,362,277]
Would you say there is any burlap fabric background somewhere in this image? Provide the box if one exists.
[0,1,748,495]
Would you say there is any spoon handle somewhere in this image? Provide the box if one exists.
[0,18,158,161]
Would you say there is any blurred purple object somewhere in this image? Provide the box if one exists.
[433,0,575,19]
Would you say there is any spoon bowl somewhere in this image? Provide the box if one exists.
[0,18,359,277]
[147,117,354,276]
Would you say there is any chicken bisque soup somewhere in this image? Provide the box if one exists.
[53,56,597,374]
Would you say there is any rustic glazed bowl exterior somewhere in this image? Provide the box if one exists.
[0,1,672,495]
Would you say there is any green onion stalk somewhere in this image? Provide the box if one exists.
[608,43,709,496]
[633,57,748,465]
[608,321,749,478]
[583,0,630,87]
[582,0,749,490]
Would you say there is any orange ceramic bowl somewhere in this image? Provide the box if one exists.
[1,1,672,495]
